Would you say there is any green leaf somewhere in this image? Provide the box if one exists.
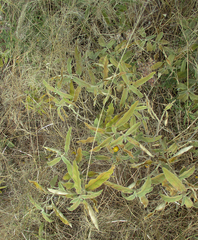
[81,189,103,199]
[72,76,91,89]
[122,192,136,201]
[128,85,143,98]
[156,32,163,42]
[184,196,193,208]
[120,87,128,108]
[139,195,149,208]
[47,188,72,196]
[137,177,153,197]
[83,201,99,230]
[110,136,124,147]
[72,160,81,194]
[160,194,182,203]
[179,165,195,180]
[92,136,113,152]
[50,175,58,188]
[104,181,134,193]
[85,165,115,191]
[125,122,141,136]
[29,195,43,210]
[133,72,156,87]
[47,157,62,167]
[98,36,106,47]
[67,198,82,211]
[75,46,82,75]
[115,101,139,128]
[151,173,165,184]
[61,156,73,178]
[67,57,72,74]
[43,80,56,92]
[41,211,53,223]
[162,168,186,192]
[173,146,193,158]
[64,127,72,154]
[52,202,72,227]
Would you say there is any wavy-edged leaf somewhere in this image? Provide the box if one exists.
[122,192,136,201]
[162,167,186,192]
[85,165,115,191]
[72,76,91,88]
[62,156,73,178]
[52,202,72,227]
[91,136,113,152]
[129,85,143,98]
[137,177,153,197]
[43,147,61,155]
[115,101,139,128]
[160,193,182,203]
[133,72,156,87]
[43,80,55,92]
[104,181,134,193]
[28,180,47,193]
[47,157,61,167]
[48,188,71,196]
[73,160,81,194]
[130,159,153,169]
[64,127,72,154]
[83,201,99,230]
[179,165,195,180]
[110,136,124,147]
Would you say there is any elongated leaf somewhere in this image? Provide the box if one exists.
[120,87,128,108]
[173,146,193,158]
[81,189,103,199]
[115,101,139,128]
[125,122,141,136]
[42,211,53,223]
[67,198,82,211]
[151,173,165,184]
[160,194,182,203]
[62,156,73,177]
[28,180,47,193]
[83,201,99,230]
[84,122,105,134]
[85,165,115,191]
[110,136,124,147]
[43,80,55,92]
[75,46,82,75]
[52,202,72,227]
[130,159,153,169]
[57,107,65,121]
[73,86,81,102]
[73,160,81,194]
[65,127,72,154]
[29,195,43,210]
[133,72,156,87]
[179,166,195,180]
[47,157,61,167]
[151,62,163,70]
[48,188,71,196]
[137,177,153,197]
[77,137,95,144]
[122,192,136,201]
[91,136,113,152]
[162,167,186,192]
[103,56,108,79]
[104,181,134,193]
[67,57,72,74]
[50,175,58,188]
[75,147,82,163]
[129,85,143,98]
[72,76,91,88]
[43,147,61,155]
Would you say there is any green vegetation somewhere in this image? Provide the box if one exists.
[0,0,198,239]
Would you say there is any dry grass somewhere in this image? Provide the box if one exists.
[0,0,198,239]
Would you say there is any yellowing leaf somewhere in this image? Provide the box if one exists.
[104,181,134,193]
[52,202,72,227]
[28,180,47,193]
[162,168,186,192]
[81,189,103,199]
[72,160,81,194]
[91,136,113,152]
[151,62,163,70]
[75,46,82,75]
[184,196,193,208]
[73,86,81,102]
[179,165,195,180]
[85,165,115,191]
[140,195,149,208]
[115,101,139,128]
[64,127,72,154]
[77,137,95,144]
[151,173,165,184]
[75,147,82,163]
[84,122,105,134]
